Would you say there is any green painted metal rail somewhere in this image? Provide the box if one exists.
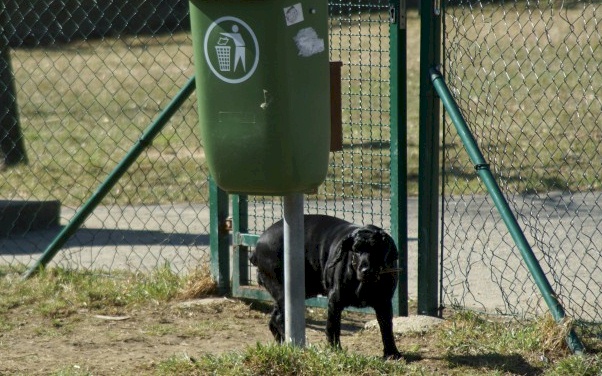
[417,0,442,317]
[430,67,585,354]
[209,176,230,295]
[22,76,197,280]
[389,0,409,317]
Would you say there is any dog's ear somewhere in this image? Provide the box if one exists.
[342,232,356,252]
[364,225,398,266]
[325,231,356,271]
[380,230,399,266]
[364,225,397,258]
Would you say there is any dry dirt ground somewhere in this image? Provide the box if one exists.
[1,298,444,375]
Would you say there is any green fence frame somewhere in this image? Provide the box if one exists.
[227,0,409,316]
[430,67,584,354]
[416,0,587,354]
[389,0,409,318]
[23,76,198,279]
[417,0,442,317]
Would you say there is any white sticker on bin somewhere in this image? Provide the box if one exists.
[293,27,325,57]
[284,4,304,26]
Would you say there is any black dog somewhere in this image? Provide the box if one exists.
[250,214,402,359]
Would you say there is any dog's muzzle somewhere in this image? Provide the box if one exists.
[357,267,382,283]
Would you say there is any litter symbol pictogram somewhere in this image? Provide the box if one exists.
[215,37,231,71]
[204,17,259,84]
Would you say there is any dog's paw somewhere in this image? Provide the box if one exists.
[383,351,404,361]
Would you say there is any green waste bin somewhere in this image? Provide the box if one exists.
[189,0,331,195]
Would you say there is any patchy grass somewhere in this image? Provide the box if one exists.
[177,264,218,300]
[157,344,411,376]
[0,264,209,317]
[439,311,567,356]
[2,266,602,375]
[156,320,602,376]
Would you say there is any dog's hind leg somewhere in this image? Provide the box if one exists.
[326,297,344,348]
[269,303,285,342]
[255,267,286,342]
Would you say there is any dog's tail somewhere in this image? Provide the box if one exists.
[249,250,258,266]
[248,251,266,287]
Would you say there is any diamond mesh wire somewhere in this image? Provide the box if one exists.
[0,1,209,274]
[442,0,602,327]
[1,1,393,279]
[244,1,393,286]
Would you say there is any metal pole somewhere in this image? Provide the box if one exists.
[22,76,196,279]
[417,0,442,317]
[283,192,305,346]
[389,0,408,317]
[430,67,585,355]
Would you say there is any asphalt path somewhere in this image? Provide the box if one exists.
[1,192,600,321]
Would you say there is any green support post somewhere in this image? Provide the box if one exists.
[209,177,230,295]
[22,77,197,279]
[389,0,408,317]
[430,67,585,355]
[231,194,248,292]
[417,0,442,316]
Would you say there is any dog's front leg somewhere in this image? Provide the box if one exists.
[373,301,402,360]
[326,293,343,347]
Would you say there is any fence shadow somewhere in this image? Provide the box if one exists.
[446,353,543,375]
[306,315,366,335]
[0,227,214,256]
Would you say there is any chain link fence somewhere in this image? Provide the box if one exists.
[5,0,601,332]
[442,0,602,330]
[0,0,209,274]
[0,1,395,279]
[238,1,395,290]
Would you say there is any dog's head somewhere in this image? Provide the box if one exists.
[340,225,399,282]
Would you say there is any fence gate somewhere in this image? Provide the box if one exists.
[227,0,408,316]
[440,0,602,334]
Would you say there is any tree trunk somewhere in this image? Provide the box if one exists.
[0,4,27,168]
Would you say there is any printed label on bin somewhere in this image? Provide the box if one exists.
[203,16,259,84]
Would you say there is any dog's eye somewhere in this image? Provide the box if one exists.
[351,253,359,267]
[358,259,370,271]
